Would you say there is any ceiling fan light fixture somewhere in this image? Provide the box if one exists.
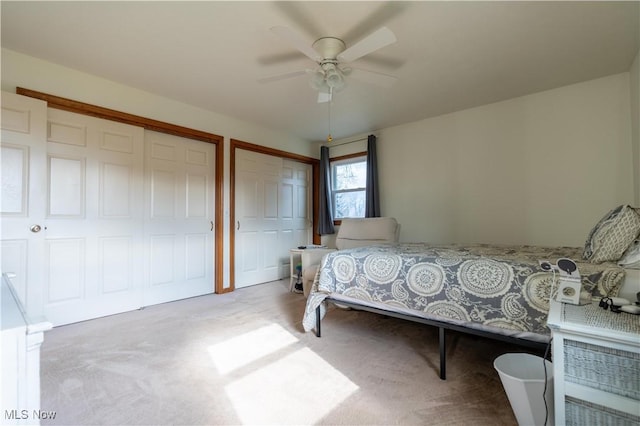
[310,69,326,91]
[325,67,344,90]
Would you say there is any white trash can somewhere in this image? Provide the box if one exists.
[494,353,554,426]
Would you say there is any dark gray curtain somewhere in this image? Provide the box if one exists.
[365,134,381,217]
[317,146,335,235]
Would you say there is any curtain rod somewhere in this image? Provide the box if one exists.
[324,135,373,148]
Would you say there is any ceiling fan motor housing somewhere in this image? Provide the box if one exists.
[312,37,346,60]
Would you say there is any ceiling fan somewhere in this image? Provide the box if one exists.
[259,25,398,103]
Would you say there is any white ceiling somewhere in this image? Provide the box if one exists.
[2,1,639,142]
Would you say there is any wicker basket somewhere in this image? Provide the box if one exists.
[564,339,640,400]
[565,397,640,426]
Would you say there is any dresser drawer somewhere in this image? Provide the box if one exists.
[564,339,640,400]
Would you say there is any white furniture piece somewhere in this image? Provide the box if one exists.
[547,300,640,425]
[1,273,52,425]
[289,246,331,292]
[289,248,304,291]
[301,217,400,297]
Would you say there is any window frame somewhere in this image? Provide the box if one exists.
[330,152,367,223]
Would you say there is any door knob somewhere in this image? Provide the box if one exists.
[30,224,42,233]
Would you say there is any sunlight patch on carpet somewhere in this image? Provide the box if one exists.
[224,347,359,425]
[207,323,298,374]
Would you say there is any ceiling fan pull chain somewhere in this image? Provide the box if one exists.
[327,87,333,143]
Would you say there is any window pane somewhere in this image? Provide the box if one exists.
[335,190,365,218]
[334,161,367,190]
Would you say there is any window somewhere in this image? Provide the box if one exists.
[331,155,367,219]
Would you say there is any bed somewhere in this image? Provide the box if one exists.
[303,206,636,380]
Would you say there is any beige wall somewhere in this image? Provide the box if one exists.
[330,73,635,248]
[1,49,313,157]
[1,48,314,288]
[630,49,640,206]
[5,48,637,264]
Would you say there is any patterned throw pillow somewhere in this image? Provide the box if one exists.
[583,205,640,263]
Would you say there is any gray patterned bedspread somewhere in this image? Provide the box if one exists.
[302,243,625,341]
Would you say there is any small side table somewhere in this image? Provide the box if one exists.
[547,301,640,425]
[289,248,304,292]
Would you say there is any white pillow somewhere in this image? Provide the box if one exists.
[583,205,640,263]
[619,239,640,269]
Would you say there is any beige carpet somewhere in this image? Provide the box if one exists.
[40,279,539,425]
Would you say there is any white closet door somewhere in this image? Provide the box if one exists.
[235,150,311,288]
[41,109,145,325]
[143,131,215,305]
[1,92,48,317]
[281,158,312,274]
[1,96,217,326]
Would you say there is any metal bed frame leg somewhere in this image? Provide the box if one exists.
[439,327,446,380]
[311,297,547,381]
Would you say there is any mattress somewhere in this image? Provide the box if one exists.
[302,243,626,341]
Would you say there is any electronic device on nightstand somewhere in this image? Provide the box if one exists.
[539,258,589,305]
[555,258,589,305]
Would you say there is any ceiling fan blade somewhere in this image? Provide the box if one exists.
[257,70,308,84]
[349,68,398,88]
[273,2,326,40]
[341,2,407,45]
[337,27,397,63]
[257,51,308,66]
[270,26,322,62]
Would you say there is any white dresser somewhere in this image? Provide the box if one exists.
[547,301,640,425]
[1,273,52,425]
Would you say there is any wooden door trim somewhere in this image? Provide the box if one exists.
[16,87,226,295]
[230,139,319,291]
